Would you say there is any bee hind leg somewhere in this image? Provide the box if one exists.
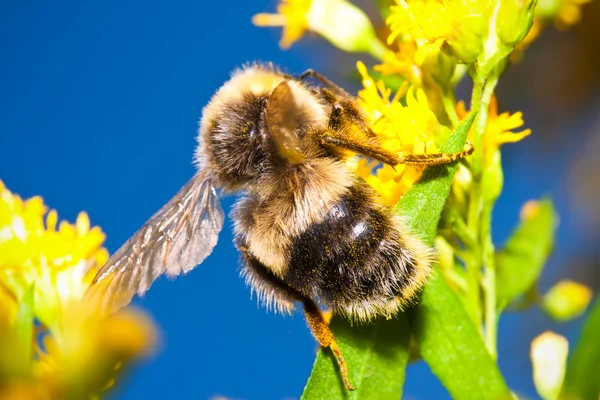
[302,298,355,391]
[239,246,354,390]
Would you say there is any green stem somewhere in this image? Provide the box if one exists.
[444,268,468,293]
[482,204,498,359]
[465,181,483,329]
[442,90,460,127]
[449,209,478,251]
[464,73,499,339]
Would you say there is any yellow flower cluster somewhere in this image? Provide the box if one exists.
[386,0,492,65]
[456,97,531,161]
[0,181,107,329]
[0,181,157,400]
[351,62,449,206]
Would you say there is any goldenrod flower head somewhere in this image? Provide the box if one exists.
[253,0,385,58]
[0,181,158,399]
[531,331,569,400]
[543,280,593,321]
[456,97,531,162]
[0,181,108,329]
[387,0,492,65]
[352,62,449,205]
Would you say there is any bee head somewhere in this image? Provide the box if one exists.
[200,91,269,190]
[198,68,327,191]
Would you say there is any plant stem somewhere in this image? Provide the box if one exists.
[482,204,498,359]
[465,181,482,329]
[464,73,499,341]
[442,90,460,127]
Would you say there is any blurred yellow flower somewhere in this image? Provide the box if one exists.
[531,331,569,400]
[0,181,108,329]
[253,0,385,57]
[387,0,492,64]
[253,0,311,49]
[537,0,593,29]
[0,181,158,399]
[457,97,531,161]
[352,62,449,205]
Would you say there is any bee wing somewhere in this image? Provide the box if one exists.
[87,171,224,314]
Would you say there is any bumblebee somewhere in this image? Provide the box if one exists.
[88,64,473,390]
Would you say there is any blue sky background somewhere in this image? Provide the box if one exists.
[1,1,598,399]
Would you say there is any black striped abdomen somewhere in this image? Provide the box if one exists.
[285,181,421,320]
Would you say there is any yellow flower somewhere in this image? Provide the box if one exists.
[387,0,492,64]
[456,97,531,161]
[253,0,385,57]
[253,0,311,49]
[375,45,423,85]
[351,62,449,205]
[0,181,158,399]
[0,181,108,329]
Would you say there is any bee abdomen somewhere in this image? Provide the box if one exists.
[285,181,431,321]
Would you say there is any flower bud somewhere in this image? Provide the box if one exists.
[531,331,568,400]
[497,0,538,47]
[543,280,593,322]
[422,49,457,89]
[482,148,504,203]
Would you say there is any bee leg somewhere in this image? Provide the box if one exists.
[319,132,474,166]
[295,69,346,95]
[238,246,355,390]
[302,299,355,391]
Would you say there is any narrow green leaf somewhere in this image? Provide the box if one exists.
[412,274,510,399]
[399,114,510,399]
[302,314,410,400]
[396,113,476,241]
[560,297,600,400]
[496,199,557,308]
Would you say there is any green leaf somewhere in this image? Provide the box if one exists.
[411,274,510,399]
[302,314,410,400]
[560,297,600,400]
[303,113,509,398]
[495,199,557,308]
[396,113,476,241]
[399,114,511,399]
